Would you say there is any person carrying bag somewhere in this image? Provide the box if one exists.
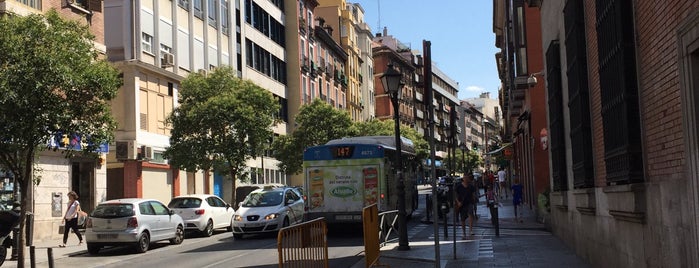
[60,191,84,247]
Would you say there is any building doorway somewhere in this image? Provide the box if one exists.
[71,161,94,212]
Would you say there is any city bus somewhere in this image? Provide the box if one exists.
[302,136,420,224]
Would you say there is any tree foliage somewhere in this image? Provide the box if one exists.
[443,149,483,175]
[272,99,356,174]
[0,10,121,266]
[164,66,279,206]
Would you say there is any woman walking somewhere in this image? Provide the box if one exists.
[60,191,83,247]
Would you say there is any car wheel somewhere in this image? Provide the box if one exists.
[202,220,214,237]
[1,246,7,266]
[87,243,101,255]
[170,225,185,245]
[233,233,243,239]
[135,232,150,253]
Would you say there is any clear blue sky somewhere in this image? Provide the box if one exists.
[351,0,500,100]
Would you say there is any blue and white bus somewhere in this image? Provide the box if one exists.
[303,136,420,223]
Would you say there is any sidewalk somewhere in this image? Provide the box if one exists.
[2,237,86,268]
[351,192,590,268]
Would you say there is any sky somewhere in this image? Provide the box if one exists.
[351,0,500,100]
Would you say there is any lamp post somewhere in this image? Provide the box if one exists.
[381,63,409,251]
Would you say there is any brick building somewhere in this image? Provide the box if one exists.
[497,0,699,266]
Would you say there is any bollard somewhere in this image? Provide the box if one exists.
[10,226,18,260]
[25,213,34,247]
[441,202,449,238]
[30,246,35,268]
[494,206,500,237]
[47,247,54,268]
[425,194,432,220]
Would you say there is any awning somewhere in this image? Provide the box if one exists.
[486,143,513,155]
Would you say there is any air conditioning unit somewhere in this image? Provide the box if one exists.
[161,52,174,67]
[198,69,208,76]
[115,141,136,160]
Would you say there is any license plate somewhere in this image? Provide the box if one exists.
[97,234,118,239]
[245,223,263,227]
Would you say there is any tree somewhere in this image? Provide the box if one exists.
[164,66,279,208]
[444,149,483,174]
[0,11,121,267]
[272,99,356,175]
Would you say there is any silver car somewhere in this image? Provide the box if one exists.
[232,186,305,239]
[84,198,185,254]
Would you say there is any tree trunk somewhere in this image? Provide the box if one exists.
[16,152,33,268]
[229,166,238,210]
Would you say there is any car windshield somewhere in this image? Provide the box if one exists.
[91,204,135,219]
[242,191,283,207]
[168,198,202,209]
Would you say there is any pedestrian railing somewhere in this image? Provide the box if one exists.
[277,217,328,268]
[377,210,399,247]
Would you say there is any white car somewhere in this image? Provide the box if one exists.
[168,194,235,237]
[85,198,184,254]
[232,186,304,239]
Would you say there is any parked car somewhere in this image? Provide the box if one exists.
[167,194,235,237]
[235,183,285,208]
[84,198,184,254]
[231,186,304,239]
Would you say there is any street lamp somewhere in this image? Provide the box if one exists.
[381,63,409,251]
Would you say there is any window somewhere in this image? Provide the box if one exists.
[178,0,189,10]
[15,0,41,9]
[546,40,567,191]
[139,202,155,215]
[150,201,170,215]
[208,0,217,27]
[193,0,203,18]
[564,0,594,188]
[596,0,644,185]
[160,44,172,54]
[221,0,229,35]
[142,33,153,54]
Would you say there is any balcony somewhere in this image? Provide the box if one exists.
[301,57,310,74]
[415,92,423,102]
[299,17,307,34]
[415,109,424,119]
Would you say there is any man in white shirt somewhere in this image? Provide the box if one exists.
[497,168,507,198]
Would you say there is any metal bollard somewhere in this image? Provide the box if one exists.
[47,247,54,268]
[10,226,18,260]
[25,213,34,247]
[425,194,432,220]
[30,245,35,268]
[494,206,500,237]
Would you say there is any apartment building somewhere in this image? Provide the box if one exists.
[352,3,375,121]
[315,0,363,121]
[102,0,287,205]
[1,0,109,242]
[285,0,348,132]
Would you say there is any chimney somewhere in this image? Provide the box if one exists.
[479,92,491,99]
[383,26,388,37]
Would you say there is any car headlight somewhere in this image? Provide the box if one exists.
[264,213,279,220]
[234,215,243,221]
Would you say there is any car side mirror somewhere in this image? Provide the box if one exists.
[168,209,175,215]
[286,199,294,205]
[226,203,231,209]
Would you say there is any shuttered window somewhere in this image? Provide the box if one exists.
[596,0,644,184]
[564,0,594,188]
[546,40,568,191]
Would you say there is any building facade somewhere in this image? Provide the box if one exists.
[315,0,363,121]
[497,0,699,266]
[103,0,288,207]
[493,0,549,218]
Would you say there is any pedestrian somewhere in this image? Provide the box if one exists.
[511,179,524,222]
[455,174,477,238]
[60,191,83,247]
[484,184,498,225]
[497,168,507,198]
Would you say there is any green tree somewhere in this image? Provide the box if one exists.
[444,149,483,174]
[164,66,279,207]
[272,99,356,174]
[0,11,121,266]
